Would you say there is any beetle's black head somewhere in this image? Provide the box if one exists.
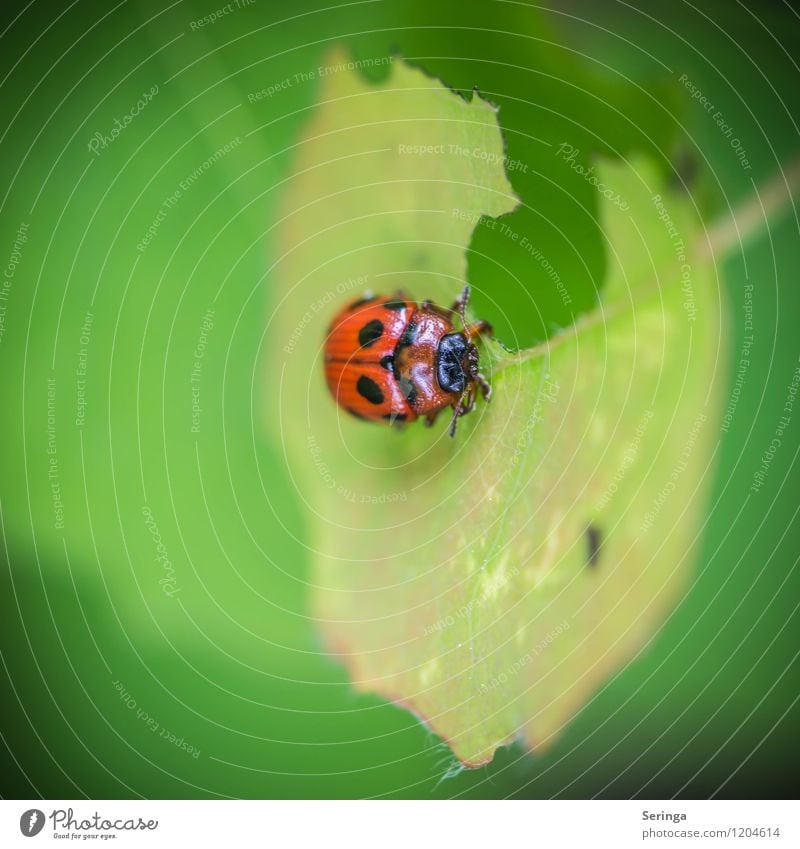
[437,332,477,394]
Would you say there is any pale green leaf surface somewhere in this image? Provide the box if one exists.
[270,50,724,766]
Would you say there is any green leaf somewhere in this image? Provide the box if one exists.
[270,50,724,766]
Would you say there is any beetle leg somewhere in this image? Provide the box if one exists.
[465,319,492,341]
[462,385,477,415]
[424,411,438,427]
[476,371,492,402]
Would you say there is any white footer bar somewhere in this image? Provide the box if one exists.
[2,799,796,848]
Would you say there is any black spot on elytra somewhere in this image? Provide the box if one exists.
[397,317,418,350]
[586,524,601,568]
[357,375,384,405]
[384,299,406,311]
[358,319,383,348]
[379,355,393,370]
[348,294,376,310]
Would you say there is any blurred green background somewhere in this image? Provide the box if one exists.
[1,0,798,798]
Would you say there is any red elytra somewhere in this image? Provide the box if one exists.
[324,285,491,437]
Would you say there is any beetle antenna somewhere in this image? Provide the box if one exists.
[450,284,470,330]
[449,404,460,437]
[449,385,473,438]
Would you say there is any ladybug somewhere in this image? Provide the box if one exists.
[324,285,491,437]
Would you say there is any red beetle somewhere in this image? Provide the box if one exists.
[324,285,491,436]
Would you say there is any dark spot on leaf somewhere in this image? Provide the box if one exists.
[586,524,601,568]
[358,319,383,348]
[357,375,384,405]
